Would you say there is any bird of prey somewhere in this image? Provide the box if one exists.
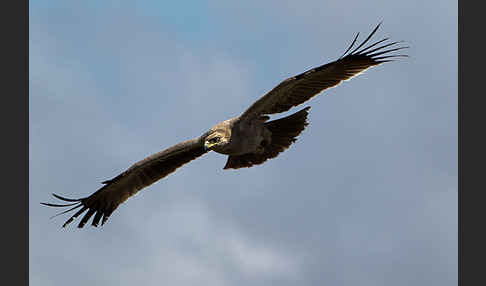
[42,23,407,228]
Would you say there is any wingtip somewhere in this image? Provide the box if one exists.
[52,193,82,202]
[339,32,360,59]
[375,20,384,30]
[41,201,79,207]
[348,22,384,56]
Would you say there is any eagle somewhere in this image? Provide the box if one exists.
[42,23,407,228]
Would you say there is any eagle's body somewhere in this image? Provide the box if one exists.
[42,23,407,228]
[208,116,272,156]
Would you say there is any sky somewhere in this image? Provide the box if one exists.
[29,1,457,285]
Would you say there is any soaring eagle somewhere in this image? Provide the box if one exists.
[42,23,407,228]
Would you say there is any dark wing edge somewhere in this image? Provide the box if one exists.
[41,136,209,229]
[239,22,408,120]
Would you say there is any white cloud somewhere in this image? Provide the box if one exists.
[138,200,301,285]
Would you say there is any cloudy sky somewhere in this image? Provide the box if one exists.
[30,1,457,285]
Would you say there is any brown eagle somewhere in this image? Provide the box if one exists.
[42,23,407,228]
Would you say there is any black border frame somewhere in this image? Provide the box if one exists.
[459,1,485,285]
[6,0,29,285]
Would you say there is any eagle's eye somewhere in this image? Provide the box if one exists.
[208,137,220,144]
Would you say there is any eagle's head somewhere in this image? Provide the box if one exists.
[204,130,230,151]
[203,120,233,152]
[204,132,227,150]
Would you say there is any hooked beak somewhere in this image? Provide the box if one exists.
[204,141,216,150]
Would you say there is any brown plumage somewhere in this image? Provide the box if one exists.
[224,107,311,169]
[42,23,407,228]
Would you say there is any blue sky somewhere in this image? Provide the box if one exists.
[30,1,457,285]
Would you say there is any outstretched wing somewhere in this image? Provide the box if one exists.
[41,136,209,228]
[240,23,407,121]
